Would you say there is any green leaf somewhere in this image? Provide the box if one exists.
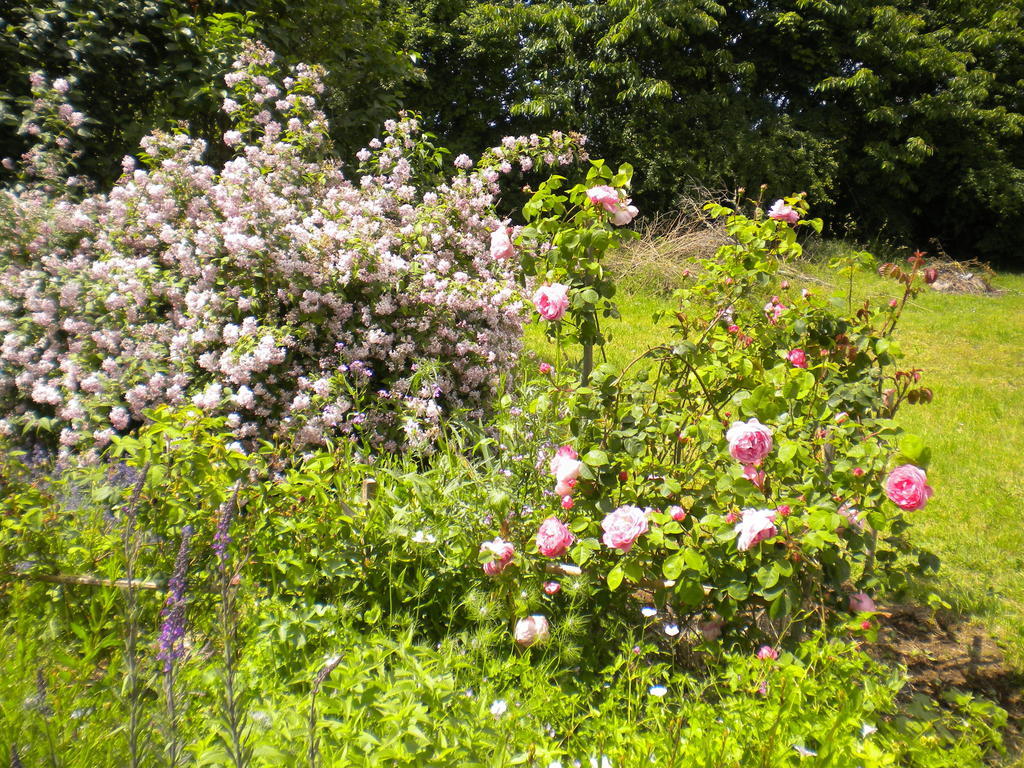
[607,564,624,591]
[582,449,609,466]
[663,553,684,581]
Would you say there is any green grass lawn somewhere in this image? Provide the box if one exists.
[527,264,1024,665]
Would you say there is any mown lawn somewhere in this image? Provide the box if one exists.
[527,263,1024,665]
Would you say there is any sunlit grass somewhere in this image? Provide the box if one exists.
[526,261,1024,665]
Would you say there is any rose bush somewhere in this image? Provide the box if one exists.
[474,195,940,644]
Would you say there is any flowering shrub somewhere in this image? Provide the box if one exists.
[480,196,939,641]
[0,42,591,452]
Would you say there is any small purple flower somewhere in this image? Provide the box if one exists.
[157,525,193,673]
[213,501,234,570]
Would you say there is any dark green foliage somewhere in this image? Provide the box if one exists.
[400,0,1024,264]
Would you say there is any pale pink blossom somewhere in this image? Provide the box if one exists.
[601,505,649,553]
[514,615,549,647]
[756,645,779,660]
[489,227,514,260]
[480,538,515,576]
[586,185,619,212]
[734,508,777,551]
[532,283,570,321]
[768,200,800,224]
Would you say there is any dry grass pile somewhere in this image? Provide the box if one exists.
[927,257,1002,295]
[606,193,731,294]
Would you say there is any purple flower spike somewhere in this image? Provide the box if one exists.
[157,525,193,673]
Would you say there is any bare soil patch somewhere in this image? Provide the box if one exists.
[871,604,1023,757]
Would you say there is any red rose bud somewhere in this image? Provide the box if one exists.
[618,470,629,483]
[924,268,938,284]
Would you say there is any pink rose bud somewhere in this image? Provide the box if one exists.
[724,277,734,285]
[514,615,550,647]
[834,411,849,424]
[489,226,515,260]
[787,348,807,368]
[889,299,899,308]
[768,199,800,224]
[849,592,877,613]
[727,324,740,334]
[802,288,811,299]
[776,504,791,517]
[600,505,649,553]
[480,538,515,576]
[861,620,873,630]
[780,280,790,289]
[924,268,938,284]
[532,283,570,321]
[884,464,933,511]
[726,418,774,465]
[543,581,561,595]
[539,362,553,375]
[560,495,574,510]
[667,505,687,522]
[536,516,574,557]
[852,467,864,477]
[756,645,779,660]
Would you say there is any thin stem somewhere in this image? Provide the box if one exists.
[121,465,150,768]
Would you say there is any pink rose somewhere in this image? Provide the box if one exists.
[549,444,578,474]
[560,495,574,510]
[554,477,577,496]
[543,581,561,595]
[768,199,800,224]
[667,505,687,522]
[610,201,639,226]
[539,362,553,375]
[586,185,638,226]
[734,508,777,551]
[726,418,773,465]
[586,185,620,213]
[849,592,877,613]
[550,446,582,497]
[787,348,807,368]
[489,227,514,260]
[536,516,574,557]
[756,645,779,660]
[514,615,550,647]
[601,505,649,553]
[700,620,723,641]
[884,464,933,511]
[532,283,570,321]
[480,538,515,576]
